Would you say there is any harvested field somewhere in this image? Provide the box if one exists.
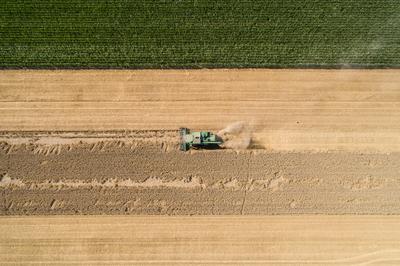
[2,69,400,215]
[2,131,400,215]
[1,68,400,263]
[2,216,400,265]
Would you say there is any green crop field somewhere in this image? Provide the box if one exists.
[0,0,399,68]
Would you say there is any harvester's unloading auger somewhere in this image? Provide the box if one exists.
[179,128,223,151]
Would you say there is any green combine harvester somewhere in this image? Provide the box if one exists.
[180,128,223,151]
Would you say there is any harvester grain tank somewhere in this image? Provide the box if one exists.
[179,128,223,151]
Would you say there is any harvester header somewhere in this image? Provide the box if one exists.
[179,128,223,151]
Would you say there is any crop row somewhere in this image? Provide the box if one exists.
[0,0,399,68]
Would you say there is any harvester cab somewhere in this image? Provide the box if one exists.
[180,128,223,151]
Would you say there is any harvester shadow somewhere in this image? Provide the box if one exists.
[192,144,223,150]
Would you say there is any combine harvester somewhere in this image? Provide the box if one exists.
[179,128,223,151]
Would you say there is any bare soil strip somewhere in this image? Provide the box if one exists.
[1,215,400,265]
[2,69,400,152]
[2,131,400,215]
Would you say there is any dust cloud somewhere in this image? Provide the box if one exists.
[218,121,253,150]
